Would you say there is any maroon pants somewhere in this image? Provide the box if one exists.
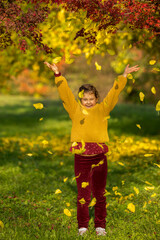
[74,153,108,229]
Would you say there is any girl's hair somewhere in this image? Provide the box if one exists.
[78,84,99,99]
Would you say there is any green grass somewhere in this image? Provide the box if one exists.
[0,95,160,240]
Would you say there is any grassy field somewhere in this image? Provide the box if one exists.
[0,95,160,240]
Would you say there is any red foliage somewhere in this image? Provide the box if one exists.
[0,0,159,51]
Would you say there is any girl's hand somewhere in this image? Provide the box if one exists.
[44,62,59,74]
[123,64,140,77]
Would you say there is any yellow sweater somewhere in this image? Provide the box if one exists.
[55,75,127,143]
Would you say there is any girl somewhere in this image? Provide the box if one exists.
[44,61,139,236]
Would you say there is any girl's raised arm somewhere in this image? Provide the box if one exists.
[44,62,78,120]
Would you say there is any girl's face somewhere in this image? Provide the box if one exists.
[81,92,98,108]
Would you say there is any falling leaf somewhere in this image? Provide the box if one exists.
[82,109,89,115]
[48,151,53,155]
[81,182,89,188]
[149,60,156,65]
[72,173,81,181]
[97,143,104,149]
[33,103,44,109]
[112,186,118,191]
[133,187,139,195]
[39,118,43,121]
[95,61,102,70]
[64,177,68,183]
[127,74,133,79]
[72,142,78,147]
[151,87,156,95]
[154,163,160,168]
[103,115,110,121]
[127,203,135,213]
[27,153,33,157]
[132,79,135,84]
[55,189,62,194]
[79,198,86,204]
[151,193,156,197]
[156,100,160,111]
[89,197,96,207]
[144,186,155,191]
[52,57,62,64]
[64,209,71,217]
[0,220,4,229]
[136,124,141,129]
[122,181,125,185]
[60,161,64,166]
[78,90,84,98]
[139,92,145,102]
[118,162,125,166]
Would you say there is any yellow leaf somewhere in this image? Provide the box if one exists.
[79,198,86,204]
[144,154,154,157]
[118,162,125,166]
[27,153,33,157]
[48,151,53,155]
[42,140,48,145]
[64,177,68,183]
[156,100,160,111]
[149,60,156,65]
[72,142,78,147]
[133,187,139,195]
[106,203,110,208]
[98,160,104,165]
[144,186,155,191]
[136,124,141,129]
[132,79,135,84]
[82,109,89,115]
[114,191,122,196]
[139,92,145,102]
[64,208,71,217]
[122,181,125,185]
[39,118,43,121]
[72,173,81,181]
[78,90,84,98]
[145,181,152,185]
[154,163,160,168]
[52,57,62,64]
[143,201,147,208]
[151,193,156,198]
[55,189,62,194]
[127,74,133,79]
[127,203,135,213]
[60,161,64,166]
[66,202,70,207]
[0,220,4,229]
[33,103,44,109]
[156,220,160,224]
[103,115,110,121]
[97,143,104,149]
[151,87,156,95]
[112,186,118,191]
[81,182,89,188]
[89,197,96,207]
[95,61,102,70]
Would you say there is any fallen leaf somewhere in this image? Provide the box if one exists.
[136,124,141,129]
[64,208,71,217]
[89,197,96,207]
[95,61,102,70]
[81,182,89,188]
[55,189,62,194]
[0,220,4,228]
[133,187,139,195]
[33,103,44,109]
[64,177,68,183]
[127,203,135,213]
[149,60,156,65]
[79,198,86,204]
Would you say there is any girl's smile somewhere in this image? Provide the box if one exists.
[81,92,98,108]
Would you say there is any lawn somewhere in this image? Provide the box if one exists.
[0,95,159,240]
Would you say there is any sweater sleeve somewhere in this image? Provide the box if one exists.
[101,75,127,114]
[55,75,78,120]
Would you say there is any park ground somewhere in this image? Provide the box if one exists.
[0,95,160,240]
